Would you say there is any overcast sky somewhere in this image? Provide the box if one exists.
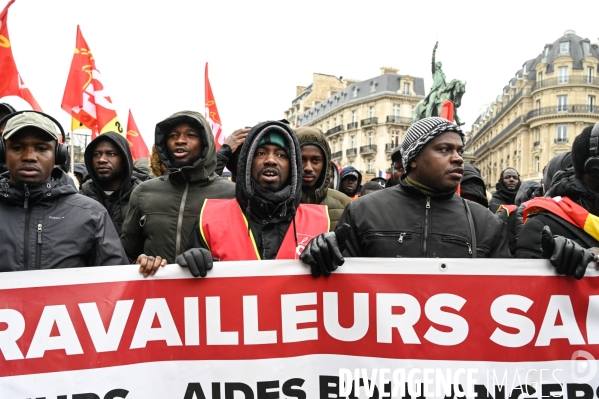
[2,0,598,148]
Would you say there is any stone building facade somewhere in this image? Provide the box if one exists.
[465,30,599,188]
[284,68,425,178]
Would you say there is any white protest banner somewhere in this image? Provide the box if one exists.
[1,258,598,398]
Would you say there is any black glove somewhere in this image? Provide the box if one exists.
[300,223,352,278]
[541,226,594,280]
[176,248,214,278]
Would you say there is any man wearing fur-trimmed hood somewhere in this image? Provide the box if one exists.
[296,127,350,231]
[178,121,330,277]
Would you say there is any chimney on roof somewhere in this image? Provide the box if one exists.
[296,86,306,97]
[564,29,576,35]
[380,66,399,75]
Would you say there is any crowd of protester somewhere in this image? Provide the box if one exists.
[1,103,598,280]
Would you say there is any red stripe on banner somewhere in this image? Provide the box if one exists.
[1,272,599,377]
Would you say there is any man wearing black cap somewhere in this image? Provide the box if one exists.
[172,121,330,278]
[385,147,403,188]
[301,117,510,276]
[0,112,128,271]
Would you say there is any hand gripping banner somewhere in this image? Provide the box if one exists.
[1,259,599,398]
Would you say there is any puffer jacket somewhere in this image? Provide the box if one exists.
[120,111,235,263]
[338,177,510,258]
[80,132,149,235]
[296,127,350,231]
[516,171,599,258]
[186,120,305,259]
[0,168,128,271]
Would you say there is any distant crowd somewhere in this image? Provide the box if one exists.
[0,101,597,280]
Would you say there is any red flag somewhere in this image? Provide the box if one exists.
[440,100,455,121]
[126,109,149,161]
[204,62,223,149]
[0,0,42,111]
[61,26,122,139]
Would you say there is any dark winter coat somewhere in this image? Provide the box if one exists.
[516,171,599,258]
[460,163,488,208]
[120,111,235,263]
[340,166,362,198]
[489,168,521,213]
[0,169,128,271]
[186,120,303,260]
[338,177,510,258]
[80,132,150,235]
[296,127,350,231]
[542,152,572,193]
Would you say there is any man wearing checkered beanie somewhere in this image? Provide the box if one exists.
[300,117,510,276]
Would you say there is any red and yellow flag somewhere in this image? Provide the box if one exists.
[61,25,122,139]
[0,0,42,111]
[126,109,149,161]
[204,62,223,149]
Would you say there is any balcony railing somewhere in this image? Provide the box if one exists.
[360,144,377,154]
[532,75,599,92]
[526,104,599,120]
[361,117,378,127]
[346,148,358,157]
[469,89,529,142]
[554,137,569,144]
[346,122,358,130]
[365,169,376,174]
[489,116,524,147]
[386,115,412,124]
[385,143,397,152]
[325,125,344,137]
[331,150,343,159]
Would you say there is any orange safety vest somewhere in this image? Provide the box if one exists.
[199,199,330,261]
[523,196,599,241]
[496,204,517,216]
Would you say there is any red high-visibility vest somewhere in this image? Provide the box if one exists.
[199,199,330,261]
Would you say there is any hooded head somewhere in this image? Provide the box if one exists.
[340,166,362,197]
[84,132,134,193]
[495,168,521,193]
[154,111,217,182]
[296,127,331,204]
[236,120,302,224]
[460,163,488,208]
[515,180,542,206]
[542,151,572,193]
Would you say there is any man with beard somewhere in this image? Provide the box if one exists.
[489,168,521,213]
[0,112,127,271]
[515,125,599,279]
[339,166,362,200]
[296,127,350,231]
[121,111,235,276]
[80,132,149,234]
[300,117,510,277]
[174,121,330,277]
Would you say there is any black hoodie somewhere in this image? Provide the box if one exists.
[186,121,303,259]
[80,132,149,235]
[489,168,521,213]
[460,163,488,208]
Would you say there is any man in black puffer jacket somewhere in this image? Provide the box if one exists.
[515,125,599,279]
[0,112,128,271]
[301,117,510,276]
[80,132,150,235]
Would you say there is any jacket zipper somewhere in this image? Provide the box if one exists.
[35,224,42,269]
[364,231,412,241]
[422,197,430,255]
[442,236,473,255]
[23,186,31,269]
[398,232,413,243]
[175,181,190,259]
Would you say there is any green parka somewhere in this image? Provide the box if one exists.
[120,111,235,263]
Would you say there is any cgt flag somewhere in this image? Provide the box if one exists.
[61,25,123,140]
[126,109,149,161]
[205,62,223,149]
[0,0,42,111]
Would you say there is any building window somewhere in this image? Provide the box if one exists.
[403,83,410,95]
[557,95,568,112]
[350,135,355,148]
[333,117,336,126]
[326,121,330,131]
[583,42,590,54]
[559,42,569,54]
[535,156,540,172]
[340,114,344,126]
[538,72,543,85]
[558,66,568,83]
[536,99,541,111]
[367,131,374,146]
[393,104,400,117]
[544,47,550,57]
[370,81,376,93]
[367,159,373,173]
[556,124,568,142]
[369,106,375,118]
[534,128,540,142]
[588,67,595,84]
[353,87,358,97]
[589,95,596,112]
[351,111,356,123]
[391,130,400,147]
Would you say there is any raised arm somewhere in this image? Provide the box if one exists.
[432,41,438,75]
